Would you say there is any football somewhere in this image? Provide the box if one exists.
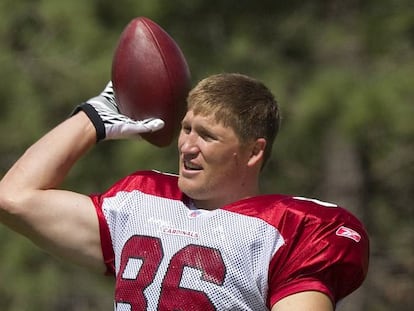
[112,17,191,147]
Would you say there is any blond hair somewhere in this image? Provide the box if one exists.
[187,73,280,166]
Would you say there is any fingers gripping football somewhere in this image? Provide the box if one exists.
[72,82,164,142]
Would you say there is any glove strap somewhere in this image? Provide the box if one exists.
[72,103,106,142]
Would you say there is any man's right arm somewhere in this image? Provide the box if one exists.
[0,112,106,272]
[0,82,164,272]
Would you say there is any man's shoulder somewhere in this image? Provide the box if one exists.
[262,195,369,304]
[226,194,346,218]
[99,170,183,201]
[225,194,365,237]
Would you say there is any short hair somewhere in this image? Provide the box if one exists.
[187,73,280,166]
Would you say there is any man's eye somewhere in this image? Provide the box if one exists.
[201,132,216,141]
[182,126,191,134]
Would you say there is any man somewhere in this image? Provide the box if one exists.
[0,73,369,310]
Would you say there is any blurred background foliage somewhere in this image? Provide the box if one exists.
[0,0,413,310]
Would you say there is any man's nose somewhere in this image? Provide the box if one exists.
[180,132,199,154]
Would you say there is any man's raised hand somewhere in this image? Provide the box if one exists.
[72,82,164,142]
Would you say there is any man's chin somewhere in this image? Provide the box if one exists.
[178,178,202,200]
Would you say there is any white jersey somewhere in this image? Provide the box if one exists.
[90,170,369,310]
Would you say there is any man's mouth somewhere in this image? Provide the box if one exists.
[184,161,202,171]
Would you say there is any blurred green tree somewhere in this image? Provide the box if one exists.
[0,0,412,310]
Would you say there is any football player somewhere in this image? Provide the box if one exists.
[0,73,369,310]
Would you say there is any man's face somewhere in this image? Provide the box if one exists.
[177,110,253,209]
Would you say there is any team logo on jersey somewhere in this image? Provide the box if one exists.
[336,226,361,242]
[148,217,200,239]
[161,226,199,239]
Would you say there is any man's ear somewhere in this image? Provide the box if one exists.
[247,138,266,167]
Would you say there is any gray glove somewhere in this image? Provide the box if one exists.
[72,81,164,142]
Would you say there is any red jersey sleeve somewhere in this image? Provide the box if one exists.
[265,196,369,307]
[90,193,116,275]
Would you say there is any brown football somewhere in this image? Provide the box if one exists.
[112,17,191,147]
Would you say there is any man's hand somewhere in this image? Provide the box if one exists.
[72,82,164,142]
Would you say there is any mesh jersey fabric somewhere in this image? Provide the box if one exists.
[90,170,369,310]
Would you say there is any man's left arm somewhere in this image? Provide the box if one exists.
[271,291,333,311]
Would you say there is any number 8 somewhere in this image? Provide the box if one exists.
[115,235,226,310]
